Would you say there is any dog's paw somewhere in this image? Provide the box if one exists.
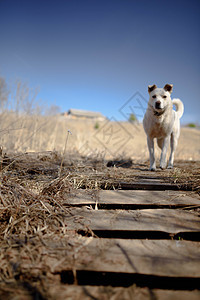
[150,167,156,171]
[167,165,173,169]
[160,163,167,170]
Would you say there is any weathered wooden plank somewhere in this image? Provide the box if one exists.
[100,190,200,206]
[48,285,200,300]
[65,190,200,208]
[122,181,179,190]
[67,208,200,234]
[53,238,200,277]
[2,282,200,300]
[111,177,197,190]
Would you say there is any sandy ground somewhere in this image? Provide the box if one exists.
[0,113,199,161]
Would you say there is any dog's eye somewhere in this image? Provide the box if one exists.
[152,95,156,99]
[162,95,167,99]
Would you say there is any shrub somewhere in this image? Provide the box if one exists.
[129,113,137,122]
[94,122,99,130]
[187,123,196,128]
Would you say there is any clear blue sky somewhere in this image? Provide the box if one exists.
[0,0,199,123]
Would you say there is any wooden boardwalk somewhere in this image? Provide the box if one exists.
[50,182,200,299]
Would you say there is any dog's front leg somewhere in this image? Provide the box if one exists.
[160,136,170,169]
[147,137,156,171]
[168,132,178,169]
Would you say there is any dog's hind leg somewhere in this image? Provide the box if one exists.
[168,132,178,169]
[160,136,170,169]
[147,137,156,171]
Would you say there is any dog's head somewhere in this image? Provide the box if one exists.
[148,84,173,113]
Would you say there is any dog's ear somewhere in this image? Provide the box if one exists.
[164,84,173,94]
[148,85,157,93]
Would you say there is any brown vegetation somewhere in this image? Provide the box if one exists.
[0,148,200,298]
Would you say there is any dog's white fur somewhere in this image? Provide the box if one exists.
[143,84,184,171]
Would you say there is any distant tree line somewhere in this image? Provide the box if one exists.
[0,76,60,116]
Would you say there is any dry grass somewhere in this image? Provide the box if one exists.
[165,161,200,194]
[0,150,200,298]
[1,112,200,162]
[0,152,130,295]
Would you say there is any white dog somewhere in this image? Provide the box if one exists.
[143,84,184,171]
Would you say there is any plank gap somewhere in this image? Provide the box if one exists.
[78,229,200,242]
[67,203,199,210]
[77,182,194,191]
[58,270,200,290]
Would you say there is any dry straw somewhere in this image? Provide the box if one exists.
[59,129,72,177]
[0,151,199,298]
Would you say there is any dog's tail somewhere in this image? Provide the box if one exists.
[172,98,184,119]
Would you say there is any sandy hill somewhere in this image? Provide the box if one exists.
[0,112,199,161]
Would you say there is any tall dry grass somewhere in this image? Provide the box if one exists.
[0,112,200,161]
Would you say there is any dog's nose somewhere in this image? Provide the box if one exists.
[155,101,161,109]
